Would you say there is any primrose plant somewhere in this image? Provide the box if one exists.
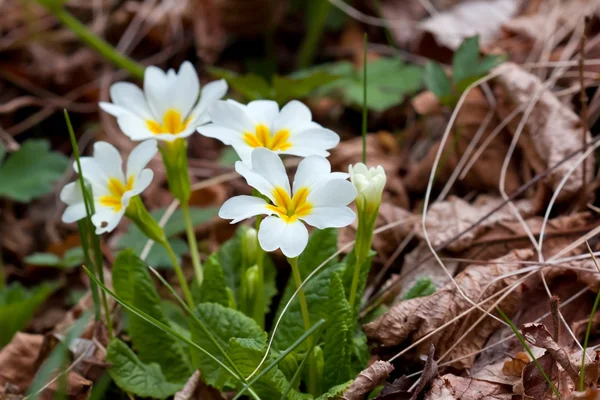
[60,61,387,400]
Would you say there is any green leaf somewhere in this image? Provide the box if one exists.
[0,143,6,164]
[323,274,353,389]
[273,229,343,352]
[452,35,505,93]
[423,61,453,103]
[112,250,193,383]
[208,67,272,100]
[0,139,68,202]
[316,381,353,400]
[24,247,84,269]
[106,339,183,399]
[315,58,423,112]
[402,277,436,300]
[273,72,341,105]
[117,207,217,268]
[189,303,264,388]
[192,253,230,307]
[0,282,57,347]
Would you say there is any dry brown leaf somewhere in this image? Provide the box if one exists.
[522,352,556,400]
[417,0,522,51]
[364,249,533,369]
[175,371,201,400]
[419,194,535,252]
[340,361,394,400]
[502,351,529,377]
[424,374,512,400]
[0,333,44,395]
[378,0,431,47]
[494,62,594,202]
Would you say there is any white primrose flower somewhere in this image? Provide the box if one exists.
[197,99,340,164]
[61,140,158,234]
[349,163,386,212]
[219,148,357,258]
[100,61,227,142]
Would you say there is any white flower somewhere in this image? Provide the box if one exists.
[348,163,386,212]
[197,99,340,164]
[100,61,227,142]
[219,148,356,258]
[61,140,158,234]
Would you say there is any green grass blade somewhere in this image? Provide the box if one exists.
[362,33,368,164]
[580,241,600,391]
[496,307,560,398]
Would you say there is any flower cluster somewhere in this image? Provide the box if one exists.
[61,60,386,260]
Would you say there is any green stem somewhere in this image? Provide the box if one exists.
[580,280,600,390]
[42,4,144,79]
[348,210,375,311]
[348,256,362,311]
[362,33,368,164]
[162,240,194,308]
[252,217,265,329]
[182,203,203,288]
[287,257,316,396]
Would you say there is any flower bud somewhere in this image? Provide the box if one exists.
[348,163,386,213]
[242,227,258,266]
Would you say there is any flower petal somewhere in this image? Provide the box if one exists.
[307,179,357,207]
[258,216,287,252]
[250,148,290,195]
[188,79,228,127]
[62,203,87,224]
[92,207,125,234]
[116,113,160,141]
[99,102,129,118]
[130,169,154,197]
[60,181,84,205]
[280,220,309,258]
[289,128,340,153]
[235,161,276,201]
[301,206,355,229]
[293,155,331,194]
[219,195,271,224]
[126,139,158,179]
[247,100,279,125]
[273,100,312,132]
[169,61,200,117]
[93,142,124,182]
[209,100,254,133]
[76,158,108,195]
[144,66,170,118]
[197,124,242,146]
[107,82,153,119]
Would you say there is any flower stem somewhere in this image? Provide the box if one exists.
[181,203,203,288]
[40,3,144,79]
[287,257,317,396]
[162,239,194,308]
[348,210,377,311]
[252,217,265,329]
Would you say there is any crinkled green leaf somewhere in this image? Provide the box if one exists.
[24,247,84,269]
[452,35,505,93]
[190,302,264,388]
[0,282,57,347]
[117,207,216,268]
[192,253,230,307]
[423,61,453,105]
[112,250,193,383]
[208,67,272,100]
[273,229,343,352]
[317,380,353,400]
[323,274,354,389]
[106,339,182,399]
[0,139,68,202]
[402,277,436,300]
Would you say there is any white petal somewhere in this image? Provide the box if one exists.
[108,82,152,119]
[235,160,276,201]
[92,142,125,182]
[219,195,271,224]
[231,143,254,165]
[197,124,242,145]
[293,155,331,194]
[247,100,279,125]
[62,203,87,223]
[76,158,109,194]
[144,66,170,118]
[60,181,84,206]
[188,79,228,127]
[99,102,130,118]
[92,207,124,234]
[289,128,340,152]
[258,216,287,252]
[250,148,290,194]
[273,100,312,133]
[126,140,158,179]
[168,61,200,117]
[116,114,160,141]
[307,179,357,207]
[130,169,154,196]
[301,206,355,229]
[209,100,255,133]
[279,220,309,258]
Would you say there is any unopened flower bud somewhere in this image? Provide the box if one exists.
[348,163,386,213]
[243,227,258,265]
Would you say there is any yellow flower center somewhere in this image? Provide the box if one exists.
[266,186,312,223]
[99,177,135,212]
[146,109,191,135]
[243,124,292,151]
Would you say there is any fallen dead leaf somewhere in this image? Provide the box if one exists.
[424,374,512,400]
[502,351,529,377]
[175,371,201,400]
[0,332,44,394]
[364,249,533,369]
[522,352,556,400]
[494,62,594,203]
[341,360,394,400]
